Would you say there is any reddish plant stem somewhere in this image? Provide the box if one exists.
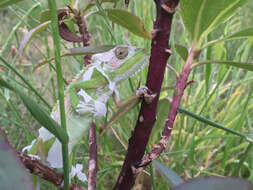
[75,10,91,66]
[19,151,88,190]
[58,7,91,66]
[17,152,64,186]
[125,0,130,7]
[88,122,97,190]
[134,49,194,174]
[0,126,86,190]
[113,0,179,189]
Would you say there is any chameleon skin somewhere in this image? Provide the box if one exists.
[24,46,148,171]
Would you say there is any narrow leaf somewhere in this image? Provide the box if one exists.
[149,99,171,143]
[0,129,34,190]
[67,45,116,55]
[95,8,151,39]
[33,45,115,71]
[0,56,51,109]
[0,77,68,143]
[193,60,253,72]
[173,177,253,190]
[0,0,24,8]
[0,3,40,56]
[83,0,118,13]
[153,160,184,188]
[178,107,252,142]
[203,27,253,49]
[100,94,139,136]
[180,0,249,46]
[225,26,253,40]
[205,34,212,92]
[18,21,51,57]
[39,8,69,23]
[153,99,171,130]
[174,44,188,61]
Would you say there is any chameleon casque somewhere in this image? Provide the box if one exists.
[24,45,148,179]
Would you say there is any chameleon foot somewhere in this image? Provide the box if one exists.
[136,86,157,104]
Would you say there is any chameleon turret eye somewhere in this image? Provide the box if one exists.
[115,47,129,59]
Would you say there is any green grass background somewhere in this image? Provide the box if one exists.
[1,0,253,189]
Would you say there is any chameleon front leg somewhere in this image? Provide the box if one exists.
[69,77,107,109]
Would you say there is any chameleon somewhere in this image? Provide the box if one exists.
[23,45,148,180]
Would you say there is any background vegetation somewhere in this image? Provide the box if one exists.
[1,0,253,189]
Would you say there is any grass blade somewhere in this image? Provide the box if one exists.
[47,0,69,189]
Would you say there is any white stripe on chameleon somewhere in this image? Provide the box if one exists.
[22,46,147,180]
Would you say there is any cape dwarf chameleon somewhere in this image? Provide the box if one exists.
[23,45,148,180]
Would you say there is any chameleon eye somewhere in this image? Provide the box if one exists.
[115,47,128,59]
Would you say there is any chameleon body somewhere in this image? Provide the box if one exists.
[24,46,147,175]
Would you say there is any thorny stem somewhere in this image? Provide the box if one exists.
[0,126,86,190]
[18,151,87,190]
[58,6,91,66]
[134,48,194,174]
[113,0,179,189]
[73,9,91,66]
[88,122,97,190]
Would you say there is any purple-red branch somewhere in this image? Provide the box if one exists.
[113,0,179,189]
[74,10,92,66]
[0,126,87,190]
[58,8,91,66]
[135,49,194,173]
[88,122,97,190]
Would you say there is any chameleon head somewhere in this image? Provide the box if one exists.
[93,46,148,82]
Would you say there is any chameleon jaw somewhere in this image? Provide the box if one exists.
[112,55,148,83]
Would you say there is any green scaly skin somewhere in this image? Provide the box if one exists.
[24,46,148,173]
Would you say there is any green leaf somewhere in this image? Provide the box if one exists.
[33,45,115,71]
[180,0,249,47]
[83,0,118,13]
[150,99,171,143]
[153,99,171,129]
[18,21,51,57]
[0,56,51,109]
[67,45,116,55]
[0,0,24,8]
[225,26,253,40]
[95,8,151,39]
[39,8,68,23]
[203,27,253,49]
[153,160,184,188]
[178,107,252,141]
[0,77,68,143]
[205,34,212,92]
[0,3,40,56]
[194,60,253,72]
[173,177,253,190]
[0,130,34,190]
[174,44,188,61]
